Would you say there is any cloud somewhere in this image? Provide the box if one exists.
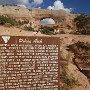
[29,0,43,8]
[40,18,55,25]
[0,0,29,5]
[0,0,43,8]
[42,0,73,25]
[47,0,72,12]
[38,7,41,9]
[34,0,43,5]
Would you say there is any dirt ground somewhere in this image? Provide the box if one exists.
[0,26,90,90]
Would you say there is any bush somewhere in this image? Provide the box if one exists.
[69,30,90,35]
[61,78,79,90]
[60,49,80,90]
[0,15,7,25]
[79,29,90,35]
[74,13,90,33]
[4,23,11,27]
[76,41,90,51]
[60,69,80,90]
[8,18,18,26]
[70,41,90,60]
[59,30,66,34]
[69,31,80,35]
[24,26,34,31]
[67,25,71,29]
[0,15,18,26]
[39,26,54,35]
[23,20,29,24]
[41,29,53,35]
[17,20,23,25]
[0,15,30,26]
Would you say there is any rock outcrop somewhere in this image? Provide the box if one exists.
[0,5,76,27]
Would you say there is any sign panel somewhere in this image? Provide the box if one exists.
[0,36,60,90]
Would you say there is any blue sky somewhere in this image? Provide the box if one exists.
[39,0,90,14]
[0,0,89,14]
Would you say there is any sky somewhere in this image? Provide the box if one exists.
[0,0,89,24]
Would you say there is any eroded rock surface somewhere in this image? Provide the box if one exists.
[0,5,76,27]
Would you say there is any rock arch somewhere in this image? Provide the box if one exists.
[0,5,76,26]
[31,8,71,24]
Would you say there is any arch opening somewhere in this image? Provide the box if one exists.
[40,18,55,25]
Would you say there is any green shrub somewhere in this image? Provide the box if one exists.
[17,20,23,25]
[60,51,80,90]
[40,26,54,31]
[70,41,90,60]
[69,30,90,35]
[60,70,80,90]
[63,74,79,87]
[6,18,15,26]
[67,25,71,29]
[79,29,90,35]
[24,26,34,31]
[59,30,66,34]
[66,52,71,65]
[39,26,54,35]
[41,29,53,35]
[0,15,30,27]
[74,13,90,34]
[76,41,90,51]
[23,20,29,24]
[0,15,7,25]
[69,31,80,35]
[0,15,18,26]
[4,23,11,27]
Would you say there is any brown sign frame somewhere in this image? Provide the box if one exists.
[0,36,60,90]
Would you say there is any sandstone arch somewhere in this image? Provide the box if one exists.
[32,8,69,24]
[31,8,73,23]
[0,5,76,26]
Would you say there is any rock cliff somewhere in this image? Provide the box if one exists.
[0,5,76,26]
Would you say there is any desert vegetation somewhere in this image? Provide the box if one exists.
[23,25,34,31]
[39,26,55,35]
[70,41,90,60]
[60,48,80,90]
[0,15,18,26]
[0,15,30,27]
[68,41,90,75]
[71,13,90,35]
[0,5,90,90]
[1,13,90,35]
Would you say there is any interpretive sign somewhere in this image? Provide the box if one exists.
[0,36,60,90]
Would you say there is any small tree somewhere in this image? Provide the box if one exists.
[74,13,90,34]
